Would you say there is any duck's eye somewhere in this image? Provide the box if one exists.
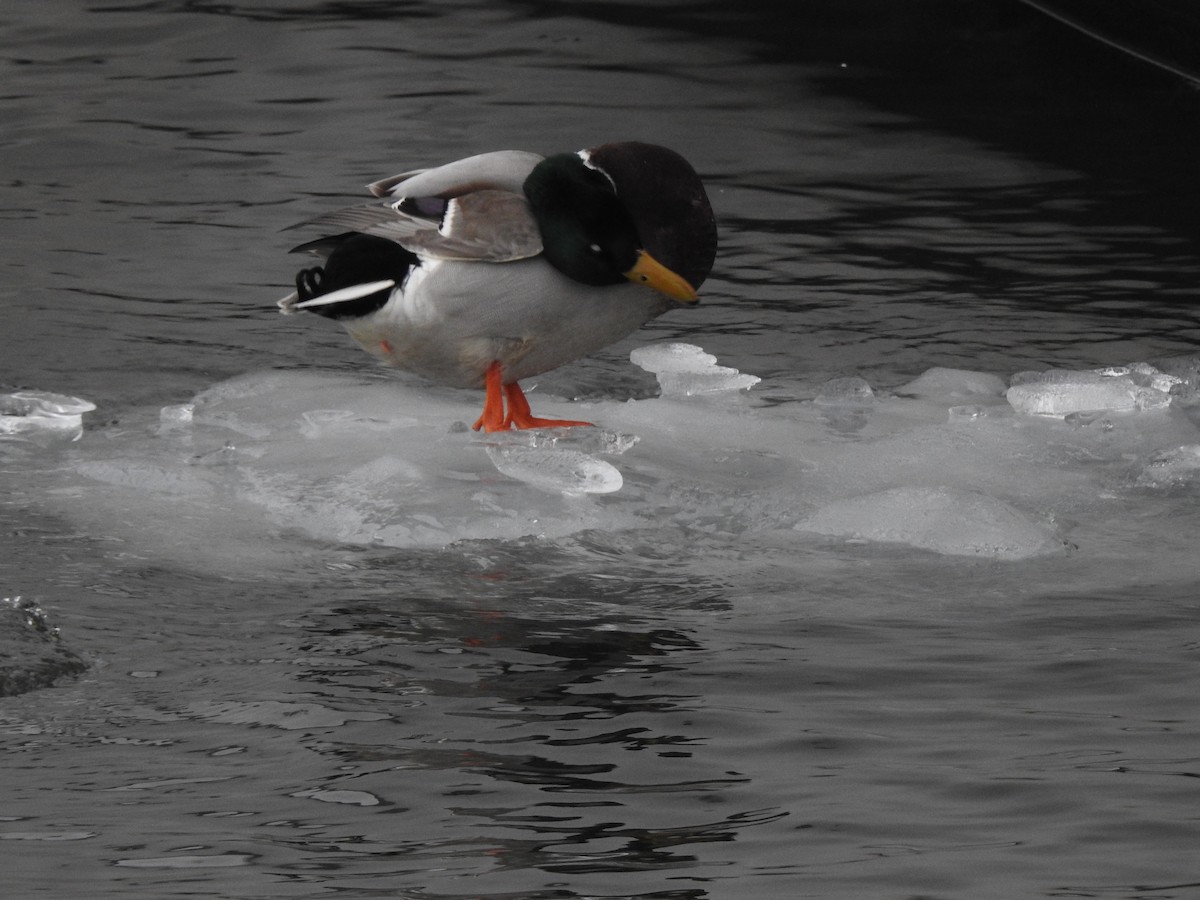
[588,242,603,255]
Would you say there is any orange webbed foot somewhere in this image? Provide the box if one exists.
[502,382,593,430]
[470,362,594,432]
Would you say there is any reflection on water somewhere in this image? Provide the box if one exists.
[4,1,1200,898]
[297,606,776,882]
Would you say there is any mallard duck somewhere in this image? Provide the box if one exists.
[277,142,716,432]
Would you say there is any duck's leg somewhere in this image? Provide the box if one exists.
[503,381,593,430]
[472,361,594,431]
[472,361,508,432]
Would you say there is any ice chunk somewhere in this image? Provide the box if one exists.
[630,343,719,374]
[1006,366,1172,416]
[485,443,623,494]
[897,367,1007,400]
[794,486,1063,560]
[1124,362,1184,393]
[814,376,874,406]
[812,376,875,433]
[0,392,95,417]
[297,789,382,807]
[158,404,194,432]
[1137,444,1200,487]
[630,342,760,396]
[0,391,95,442]
[947,404,990,422]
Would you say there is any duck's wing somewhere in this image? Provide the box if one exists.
[289,150,547,262]
[290,190,542,262]
[403,189,543,260]
[367,150,544,198]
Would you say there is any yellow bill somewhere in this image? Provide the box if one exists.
[624,250,699,304]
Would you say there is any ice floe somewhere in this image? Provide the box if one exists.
[11,345,1200,569]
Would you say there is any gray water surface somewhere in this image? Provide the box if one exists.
[3,2,1199,898]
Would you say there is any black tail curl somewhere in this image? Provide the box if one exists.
[295,265,326,302]
[290,232,419,320]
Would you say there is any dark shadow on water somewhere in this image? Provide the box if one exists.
[512,0,1200,249]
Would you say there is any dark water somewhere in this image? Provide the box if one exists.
[3,2,1200,898]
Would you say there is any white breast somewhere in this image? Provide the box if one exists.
[344,257,672,389]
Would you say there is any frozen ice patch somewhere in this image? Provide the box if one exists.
[1136,444,1200,487]
[795,486,1063,560]
[18,350,1200,577]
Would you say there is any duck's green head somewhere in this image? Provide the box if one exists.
[524,152,698,303]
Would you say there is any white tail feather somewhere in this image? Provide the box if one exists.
[292,279,396,309]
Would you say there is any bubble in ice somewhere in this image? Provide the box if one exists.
[0,390,96,443]
[1006,363,1178,417]
[794,486,1063,560]
[630,342,760,396]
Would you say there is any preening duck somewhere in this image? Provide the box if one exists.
[278,142,717,432]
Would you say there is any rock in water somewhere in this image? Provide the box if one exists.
[0,597,88,697]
